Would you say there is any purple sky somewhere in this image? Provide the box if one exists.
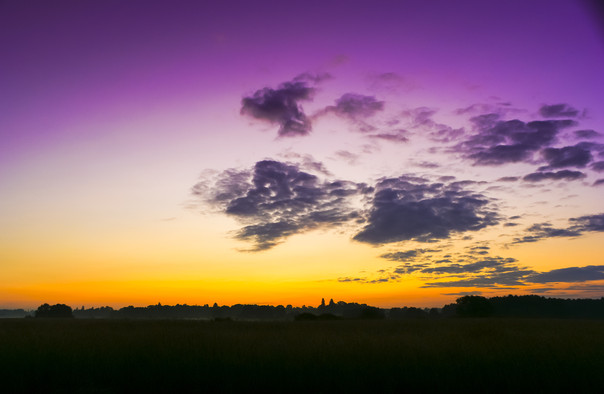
[1,0,604,307]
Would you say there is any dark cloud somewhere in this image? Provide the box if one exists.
[512,223,582,244]
[369,130,409,143]
[539,145,592,169]
[195,160,367,251]
[404,107,464,142]
[469,112,501,130]
[393,263,430,274]
[458,119,575,166]
[522,170,585,182]
[241,79,315,137]
[421,257,518,275]
[353,176,499,245]
[594,179,604,187]
[497,176,519,182]
[421,269,533,288]
[323,93,384,120]
[442,291,483,296]
[512,213,604,244]
[528,265,604,283]
[591,161,604,172]
[570,214,604,232]
[439,176,456,182]
[539,103,580,118]
[380,248,439,262]
[574,129,601,139]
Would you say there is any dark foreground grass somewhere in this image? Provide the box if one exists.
[2,318,604,393]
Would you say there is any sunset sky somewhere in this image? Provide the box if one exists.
[2,0,604,309]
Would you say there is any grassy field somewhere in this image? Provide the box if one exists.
[2,318,604,393]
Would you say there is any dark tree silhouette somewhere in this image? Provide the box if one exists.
[455,296,493,317]
[35,303,73,318]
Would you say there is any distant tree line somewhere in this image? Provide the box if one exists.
[16,295,604,320]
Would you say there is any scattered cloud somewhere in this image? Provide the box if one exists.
[539,103,580,118]
[528,265,604,283]
[442,291,483,296]
[591,161,604,172]
[193,159,368,250]
[368,130,409,143]
[380,248,439,262]
[333,150,360,165]
[316,93,385,132]
[497,176,519,182]
[522,170,586,182]
[575,129,601,139]
[512,213,604,244]
[403,107,464,142]
[327,93,384,120]
[539,144,592,170]
[353,176,499,245]
[241,78,315,137]
[457,119,576,166]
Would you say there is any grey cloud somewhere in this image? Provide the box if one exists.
[195,160,366,251]
[522,170,586,182]
[528,265,604,283]
[421,270,533,288]
[442,291,483,296]
[570,214,604,232]
[512,223,582,244]
[353,176,499,245]
[594,179,604,186]
[540,144,592,169]
[369,130,409,143]
[574,129,601,139]
[497,176,519,182]
[469,113,501,130]
[539,103,580,118]
[591,161,604,172]
[404,107,464,143]
[421,257,518,275]
[241,79,315,137]
[323,93,384,121]
[393,263,429,274]
[512,213,604,244]
[458,119,575,166]
[380,248,439,262]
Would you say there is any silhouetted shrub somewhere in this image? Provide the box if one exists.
[294,313,318,321]
[35,304,73,318]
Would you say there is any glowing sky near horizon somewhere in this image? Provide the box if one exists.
[1,0,604,309]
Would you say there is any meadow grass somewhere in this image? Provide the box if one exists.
[2,318,604,392]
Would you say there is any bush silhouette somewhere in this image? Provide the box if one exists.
[35,303,74,318]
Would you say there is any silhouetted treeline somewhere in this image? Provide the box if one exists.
[7,295,604,321]
[68,299,387,320]
[445,295,604,319]
[0,309,31,318]
[34,303,73,318]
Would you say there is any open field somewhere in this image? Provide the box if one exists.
[2,318,604,392]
